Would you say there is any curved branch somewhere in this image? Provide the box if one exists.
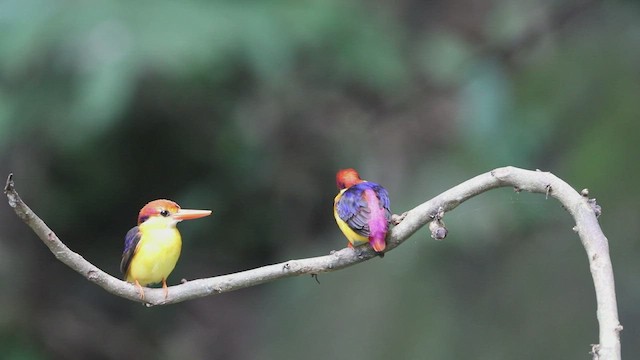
[3,167,621,359]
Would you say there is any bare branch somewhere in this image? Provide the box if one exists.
[4,166,621,359]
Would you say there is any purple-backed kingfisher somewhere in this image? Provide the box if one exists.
[334,168,391,255]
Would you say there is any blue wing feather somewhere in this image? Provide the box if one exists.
[120,226,141,276]
[336,182,391,238]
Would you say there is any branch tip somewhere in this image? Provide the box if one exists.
[4,173,14,193]
[429,222,448,240]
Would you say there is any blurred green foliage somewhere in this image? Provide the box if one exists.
[1,0,639,359]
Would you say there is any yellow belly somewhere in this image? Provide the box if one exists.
[334,192,369,247]
[335,215,369,246]
[126,227,182,286]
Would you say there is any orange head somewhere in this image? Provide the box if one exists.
[137,199,212,225]
[336,168,363,190]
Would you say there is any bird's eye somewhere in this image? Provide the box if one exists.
[160,210,170,217]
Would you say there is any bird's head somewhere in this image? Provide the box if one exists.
[336,168,363,190]
[137,199,212,226]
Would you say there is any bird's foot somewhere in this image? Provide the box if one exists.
[134,280,145,300]
[162,279,169,299]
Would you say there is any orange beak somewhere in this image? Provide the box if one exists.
[173,209,212,221]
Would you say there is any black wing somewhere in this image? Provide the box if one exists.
[120,226,141,277]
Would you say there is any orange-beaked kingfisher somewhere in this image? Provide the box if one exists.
[334,168,391,255]
[120,199,211,299]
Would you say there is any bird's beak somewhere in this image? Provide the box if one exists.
[173,209,212,221]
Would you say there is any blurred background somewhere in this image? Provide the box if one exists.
[1,0,638,359]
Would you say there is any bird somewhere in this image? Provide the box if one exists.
[120,199,212,300]
[334,168,391,255]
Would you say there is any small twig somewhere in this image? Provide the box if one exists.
[311,274,321,284]
[391,212,407,225]
[4,166,621,359]
[428,206,448,240]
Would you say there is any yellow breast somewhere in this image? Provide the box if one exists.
[125,220,182,286]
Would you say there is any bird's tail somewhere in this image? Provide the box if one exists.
[369,233,386,253]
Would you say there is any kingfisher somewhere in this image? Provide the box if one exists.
[120,199,212,300]
[334,168,391,255]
